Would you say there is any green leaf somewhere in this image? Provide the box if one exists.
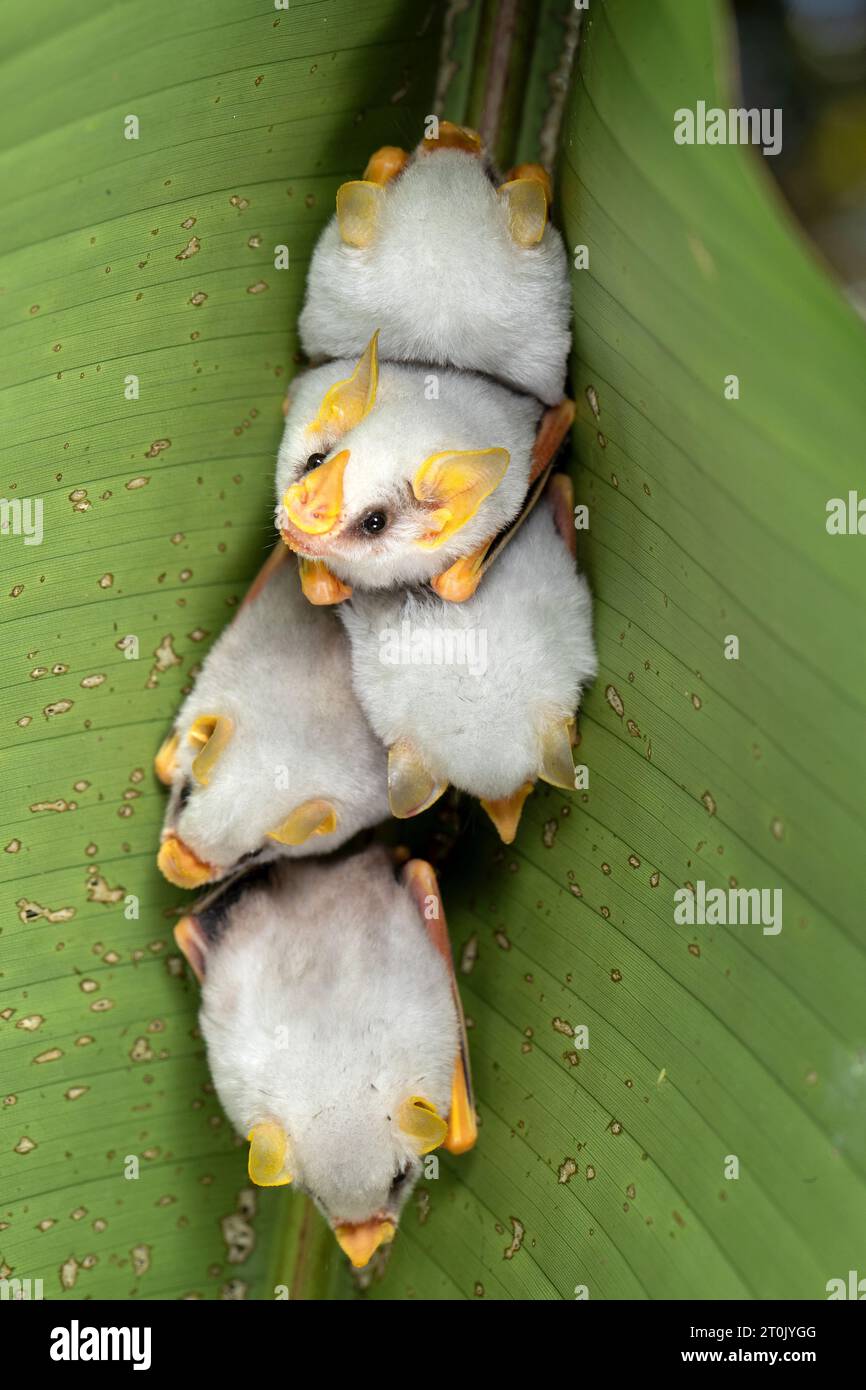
[0,0,442,1302]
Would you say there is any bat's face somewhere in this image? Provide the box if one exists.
[156,718,349,888]
[275,339,539,590]
[154,556,389,889]
[298,124,571,406]
[179,852,474,1268]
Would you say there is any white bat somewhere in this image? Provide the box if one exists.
[275,337,560,599]
[154,548,389,889]
[174,846,476,1269]
[299,121,571,406]
[338,480,597,842]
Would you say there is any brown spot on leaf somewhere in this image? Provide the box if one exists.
[503,1217,524,1260]
[146,634,181,688]
[605,685,624,718]
[221,1209,256,1265]
[85,869,124,905]
[43,699,73,719]
[558,1157,577,1183]
[175,236,200,260]
[17,899,75,925]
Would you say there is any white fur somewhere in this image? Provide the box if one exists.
[299,149,571,405]
[161,555,389,878]
[200,847,457,1228]
[275,359,541,590]
[339,498,598,800]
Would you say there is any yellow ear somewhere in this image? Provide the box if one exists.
[307,332,379,437]
[412,448,510,550]
[363,145,408,185]
[397,1096,448,1155]
[187,715,234,786]
[421,120,482,155]
[173,915,207,984]
[538,717,576,789]
[154,730,179,785]
[387,739,448,818]
[247,1122,292,1187]
[336,180,382,246]
[498,176,549,247]
[267,798,338,846]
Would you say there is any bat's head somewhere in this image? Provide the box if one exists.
[154,566,389,888]
[177,852,475,1268]
[156,716,344,888]
[298,121,571,405]
[275,336,539,590]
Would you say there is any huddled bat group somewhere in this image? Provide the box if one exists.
[156,122,596,1269]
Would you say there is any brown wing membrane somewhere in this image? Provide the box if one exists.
[401,859,477,1155]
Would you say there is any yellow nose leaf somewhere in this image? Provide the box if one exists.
[283,450,350,536]
[480,782,535,845]
[247,1123,292,1187]
[334,1219,396,1268]
[157,836,213,890]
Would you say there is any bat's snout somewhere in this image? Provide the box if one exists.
[333,1216,396,1268]
[282,450,349,536]
[157,834,215,889]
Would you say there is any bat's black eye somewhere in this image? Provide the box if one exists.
[303,452,326,474]
[177,777,193,812]
[361,510,388,535]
